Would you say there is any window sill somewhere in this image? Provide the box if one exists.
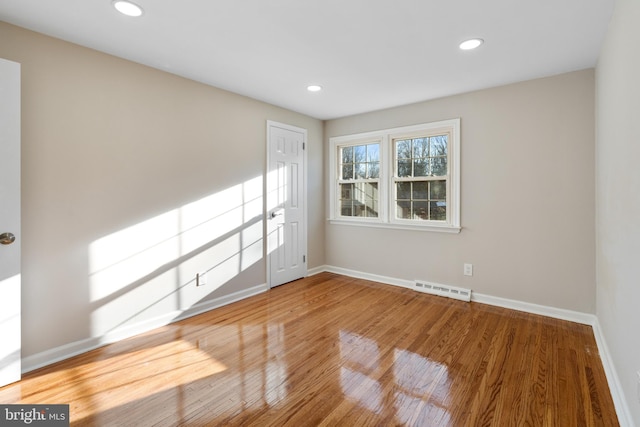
[328,219,461,234]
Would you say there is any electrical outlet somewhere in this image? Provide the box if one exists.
[196,272,207,287]
[463,263,473,276]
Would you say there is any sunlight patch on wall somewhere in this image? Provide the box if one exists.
[89,211,181,302]
[88,176,264,336]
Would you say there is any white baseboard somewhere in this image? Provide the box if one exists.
[323,265,415,289]
[307,265,328,277]
[320,265,632,426]
[470,292,596,325]
[591,319,634,427]
[22,283,268,373]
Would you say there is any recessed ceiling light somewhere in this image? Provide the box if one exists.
[307,85,322,92]
[459,38,484,50]
[113,0,144,17]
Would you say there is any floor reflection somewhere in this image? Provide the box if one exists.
[339,330,451,424]
[393,348,450,425]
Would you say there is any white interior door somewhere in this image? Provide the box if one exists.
[0,58,21,387]
[267,121,307,287]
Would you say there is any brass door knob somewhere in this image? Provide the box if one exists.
[0,232,16,245]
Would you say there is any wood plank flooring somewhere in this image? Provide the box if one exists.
[0,273,619,426]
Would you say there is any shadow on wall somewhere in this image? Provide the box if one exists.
[87,175,266,338]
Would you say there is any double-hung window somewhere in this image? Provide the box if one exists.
[337,141,381,219]
[329,119,460,233]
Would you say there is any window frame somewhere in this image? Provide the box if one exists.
[329,119,460,233]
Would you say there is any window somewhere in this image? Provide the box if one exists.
[338,142,380,218]
[329,119,460,232]
[394,134,448,221]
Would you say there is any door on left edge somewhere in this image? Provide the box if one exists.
[0,58,21,387]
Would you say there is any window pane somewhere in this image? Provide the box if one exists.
[430,180,446,199]
[413,182,428,199]
[352,182,365,202]
[342,146,353,163]
[339,183,354,217]
[340,183,354,217]
[412,138,429,158]
[363,182,378,199]
[396,140,411,159]
[430,135,447,156]
[397,160,411,177]
[431,157,447,176]
[342,164,353,180]
[430,201,446,221]
[413,159,429,177]
[354,145,366,162]
[355,162,366,179]
[413,201,429,220]
[397,182,411,199]
[396,200,411,219]
[365,198,378,217]
[340,183,353,200]
[367,144,379,162]
[368,162,380,178]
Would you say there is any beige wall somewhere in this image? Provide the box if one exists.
[596,0,640,423]
[325,70,596,313]
[0,22,324,358]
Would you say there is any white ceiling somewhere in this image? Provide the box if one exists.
[0,0,614,120]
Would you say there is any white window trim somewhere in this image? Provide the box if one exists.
[329,119,461,233]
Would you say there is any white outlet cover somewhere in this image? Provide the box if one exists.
[463,263,473,276]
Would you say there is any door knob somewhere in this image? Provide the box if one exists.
[271,211,283,219]
[0,232,15,245]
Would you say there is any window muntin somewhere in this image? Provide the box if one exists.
[329,119,460,232]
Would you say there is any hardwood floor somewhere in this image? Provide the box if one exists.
[0,273,618,426]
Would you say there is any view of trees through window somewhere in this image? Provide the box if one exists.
[394,135,448,221]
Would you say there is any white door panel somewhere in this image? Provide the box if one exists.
[267,122,307,287]
[0,58,21,387]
